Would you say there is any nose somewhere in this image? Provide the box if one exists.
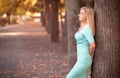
[78,14,81,18]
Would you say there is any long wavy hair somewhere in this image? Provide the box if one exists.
[80,6,95,36]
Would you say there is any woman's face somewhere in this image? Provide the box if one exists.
[79,9,86,22]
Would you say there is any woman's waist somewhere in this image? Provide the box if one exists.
[76,42,89,47]
[77,45,89,50]
[77,55,92,61]
[77,51,90,57]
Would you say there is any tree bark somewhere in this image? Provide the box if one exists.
[62,14,68,53]
[85,0,90,6]
[51,0,60,42]
[65,0,80,68]
[45,0,51,33]
[92,0,120,78]
[41,12,46,26]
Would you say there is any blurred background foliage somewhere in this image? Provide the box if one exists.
[0,0,44,26]
[0,0,93,26]
[0,0,44,16]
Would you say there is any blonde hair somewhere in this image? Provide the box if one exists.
[80,6,95,36]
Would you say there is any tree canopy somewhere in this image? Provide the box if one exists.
[0,0,15,16]
[0,0,44,17]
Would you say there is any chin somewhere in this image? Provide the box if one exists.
[79,19,82,22]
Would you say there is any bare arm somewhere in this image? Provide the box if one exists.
[90,42,96,58]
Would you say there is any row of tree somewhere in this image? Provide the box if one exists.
[43,0,62,42]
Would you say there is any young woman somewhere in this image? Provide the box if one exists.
[66,6,96,78]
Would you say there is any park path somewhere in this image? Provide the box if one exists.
[0,22,69,78]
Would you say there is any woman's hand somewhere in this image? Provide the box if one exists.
[90,42,96,58]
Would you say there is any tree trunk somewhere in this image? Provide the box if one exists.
[85,0,90,6]
[58,3,68,53]
[62,14,68,53]
[65,0,80,68]
[51,0,60,42]
[45,0,51,33]
[41,12,46,26]
[92,0,120,78]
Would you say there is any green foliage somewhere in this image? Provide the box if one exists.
[0,0,44,16]
[0,0,15,16]
[29,0,45,12]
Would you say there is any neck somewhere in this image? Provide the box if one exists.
[80,21,87,27]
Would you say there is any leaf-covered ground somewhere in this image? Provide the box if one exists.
[0,22,69,78]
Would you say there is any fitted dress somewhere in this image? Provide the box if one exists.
[66,25,95,78]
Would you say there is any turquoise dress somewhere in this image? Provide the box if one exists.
[66,25,95,78]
